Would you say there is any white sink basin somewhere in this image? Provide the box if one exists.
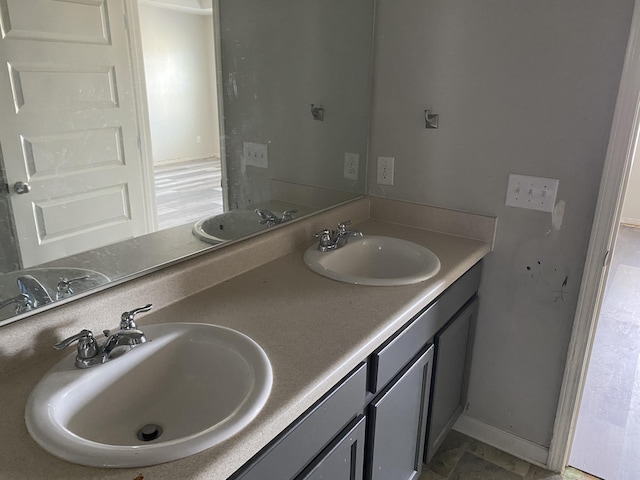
[304,235,441,286]
[25,323,272,468]
[193,209,267,244]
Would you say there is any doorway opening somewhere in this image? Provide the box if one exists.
[569,159,640,479]
[137,2,224,230]
[549,2,640,475]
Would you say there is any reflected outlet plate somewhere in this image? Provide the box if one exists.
[344,153,359,180]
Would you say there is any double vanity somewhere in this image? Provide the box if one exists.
[0,197,495,479]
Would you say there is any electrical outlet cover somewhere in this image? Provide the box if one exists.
[344,153,359,180]
[377,156,394,185]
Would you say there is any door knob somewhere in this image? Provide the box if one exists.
[13,181,30,194]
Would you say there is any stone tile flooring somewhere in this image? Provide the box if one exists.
[420,431,601,480]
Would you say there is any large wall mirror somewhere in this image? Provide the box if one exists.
[0,0,374,326]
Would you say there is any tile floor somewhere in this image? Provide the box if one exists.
[570,224,640,480]
[420,431,600,480]
[154,157,224,230]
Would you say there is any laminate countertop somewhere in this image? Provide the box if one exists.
[0,218,491,480]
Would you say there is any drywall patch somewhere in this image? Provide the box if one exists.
[552,200,565,231]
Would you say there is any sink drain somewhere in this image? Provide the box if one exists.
[137,423,163,442]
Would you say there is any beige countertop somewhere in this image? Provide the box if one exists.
[0,213,492,480]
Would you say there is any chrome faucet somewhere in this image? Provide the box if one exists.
[314,220,363,252]
[0,294,30,314]
[0,275,53,314]
[54,304,152,369]
[255,209,279,226]
[255,208,298,227]
[281,209,297,222]
[55,275,90,300]
[18,275,52,308]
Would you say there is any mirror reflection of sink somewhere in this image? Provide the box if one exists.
[304,235,441,286]
[25,323,273,468]
[193,209,267,244]
[0,268,109,320]
[193,204,313,244]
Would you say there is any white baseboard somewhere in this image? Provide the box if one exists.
[620,217,640,227]
[454,414,550,468]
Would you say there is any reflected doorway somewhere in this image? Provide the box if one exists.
[137,2,223,230]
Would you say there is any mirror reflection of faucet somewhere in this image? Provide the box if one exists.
[53,304,152,369]
[254,208,298,227]
[0,270,109,317]
[55,275,90,300]
[314,220,363,252]
[0,275,52,314]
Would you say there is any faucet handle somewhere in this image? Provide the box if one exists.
[314,229,334,250]
[54,329,98,359]
[281,209,298,221]
[120,303,152,330]
[255,209,277,225]
[314,228,331,241]
[337,220,352,233]
[56,275,90,300]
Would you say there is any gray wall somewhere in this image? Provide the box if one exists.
[219,0,373,209]
[369,0,634,447]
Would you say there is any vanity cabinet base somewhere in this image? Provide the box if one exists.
[231,263,482,480]
[425,297,478,462]
[366,345,434,480]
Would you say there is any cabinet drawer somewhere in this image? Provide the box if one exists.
[296,415,366,480]
[232,363,367,480]
[369,262,481,393]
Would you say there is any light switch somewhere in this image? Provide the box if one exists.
[506,174,559,212]
[243,142,268,168]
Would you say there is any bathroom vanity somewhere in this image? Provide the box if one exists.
[0,197,495,479]
[230,262,480,480]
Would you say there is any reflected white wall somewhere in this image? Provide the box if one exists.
[139,5,220,164]
[622,146,640,225]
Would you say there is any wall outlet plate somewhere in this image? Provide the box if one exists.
[505,174,559,212]
[344,153,359,180]
[243,142,268,168]
[377,156,394,185]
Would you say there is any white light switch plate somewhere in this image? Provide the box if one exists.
[506,174,559,212]
[243,142,268,168]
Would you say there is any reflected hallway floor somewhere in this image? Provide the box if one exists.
[154,157,224,230]
[421,430,600,480]
[570,224,640,480]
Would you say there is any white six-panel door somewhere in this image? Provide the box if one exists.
[0,0,150,267]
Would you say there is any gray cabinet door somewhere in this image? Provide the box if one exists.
[297,415,366,480]
[367,345,435,480]
[425,297,478,462]
[231,364,366,480]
